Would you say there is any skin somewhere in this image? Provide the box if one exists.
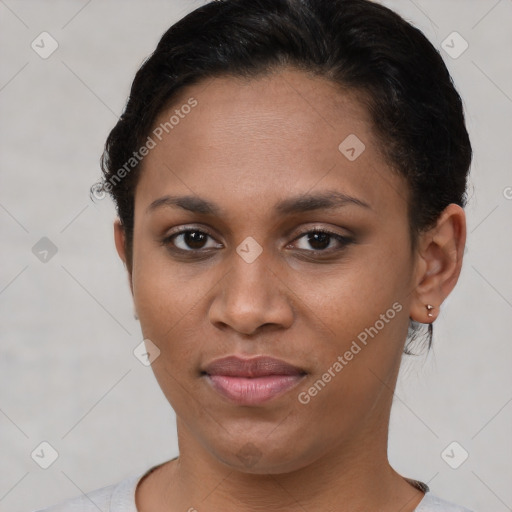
[114,67,466,512]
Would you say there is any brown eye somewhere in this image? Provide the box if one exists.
[163,229,222,252]
[291,229,353,253]
[303,232,331,250]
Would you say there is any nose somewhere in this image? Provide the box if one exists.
[208,250,294,336]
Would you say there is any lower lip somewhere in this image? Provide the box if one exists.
[206,374,305,405]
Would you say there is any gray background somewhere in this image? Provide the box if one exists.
[1,1,511,511]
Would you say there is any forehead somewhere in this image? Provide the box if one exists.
[135,67,407,222]
[158,68,375,157]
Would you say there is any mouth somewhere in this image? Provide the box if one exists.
[202,355,307,406]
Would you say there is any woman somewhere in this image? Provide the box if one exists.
[37,0,474,510]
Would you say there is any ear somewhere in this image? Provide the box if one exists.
[114,218,133,296]
[410,203,466,324]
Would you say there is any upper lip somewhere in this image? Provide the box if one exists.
[203,356,306,378]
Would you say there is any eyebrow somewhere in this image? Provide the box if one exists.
[146,190,371,216]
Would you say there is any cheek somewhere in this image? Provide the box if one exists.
[291,242,411,344]
[130,242,224,387]
[293,268,409,396]
[288,241,412,407]
[292,288,409,447]
[133,261,202,349]
[131,258,209,415]
[130,227,200,327]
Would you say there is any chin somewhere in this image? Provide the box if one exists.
[207,433,322,475]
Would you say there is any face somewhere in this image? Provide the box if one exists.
[119,68,422,474]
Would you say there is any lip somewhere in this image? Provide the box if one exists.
[202,356,306,405]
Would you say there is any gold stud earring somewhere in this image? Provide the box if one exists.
[426,304,434,318]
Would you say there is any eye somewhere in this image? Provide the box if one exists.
[161,226,353,256]
[162,228,222,252]
[290,228,353,253]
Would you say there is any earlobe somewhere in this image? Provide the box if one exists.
[113,219,136,310]
[113,219,136,309]
[410,204,466,324]
[113,218,127,267]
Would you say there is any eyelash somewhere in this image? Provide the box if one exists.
[161,226,354,257]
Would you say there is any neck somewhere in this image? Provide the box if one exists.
[149,412,423,512]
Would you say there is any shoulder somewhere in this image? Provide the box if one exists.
[415,492,475,512]
[32,472,142,512]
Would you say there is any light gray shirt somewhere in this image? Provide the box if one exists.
[34,465,475,512]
